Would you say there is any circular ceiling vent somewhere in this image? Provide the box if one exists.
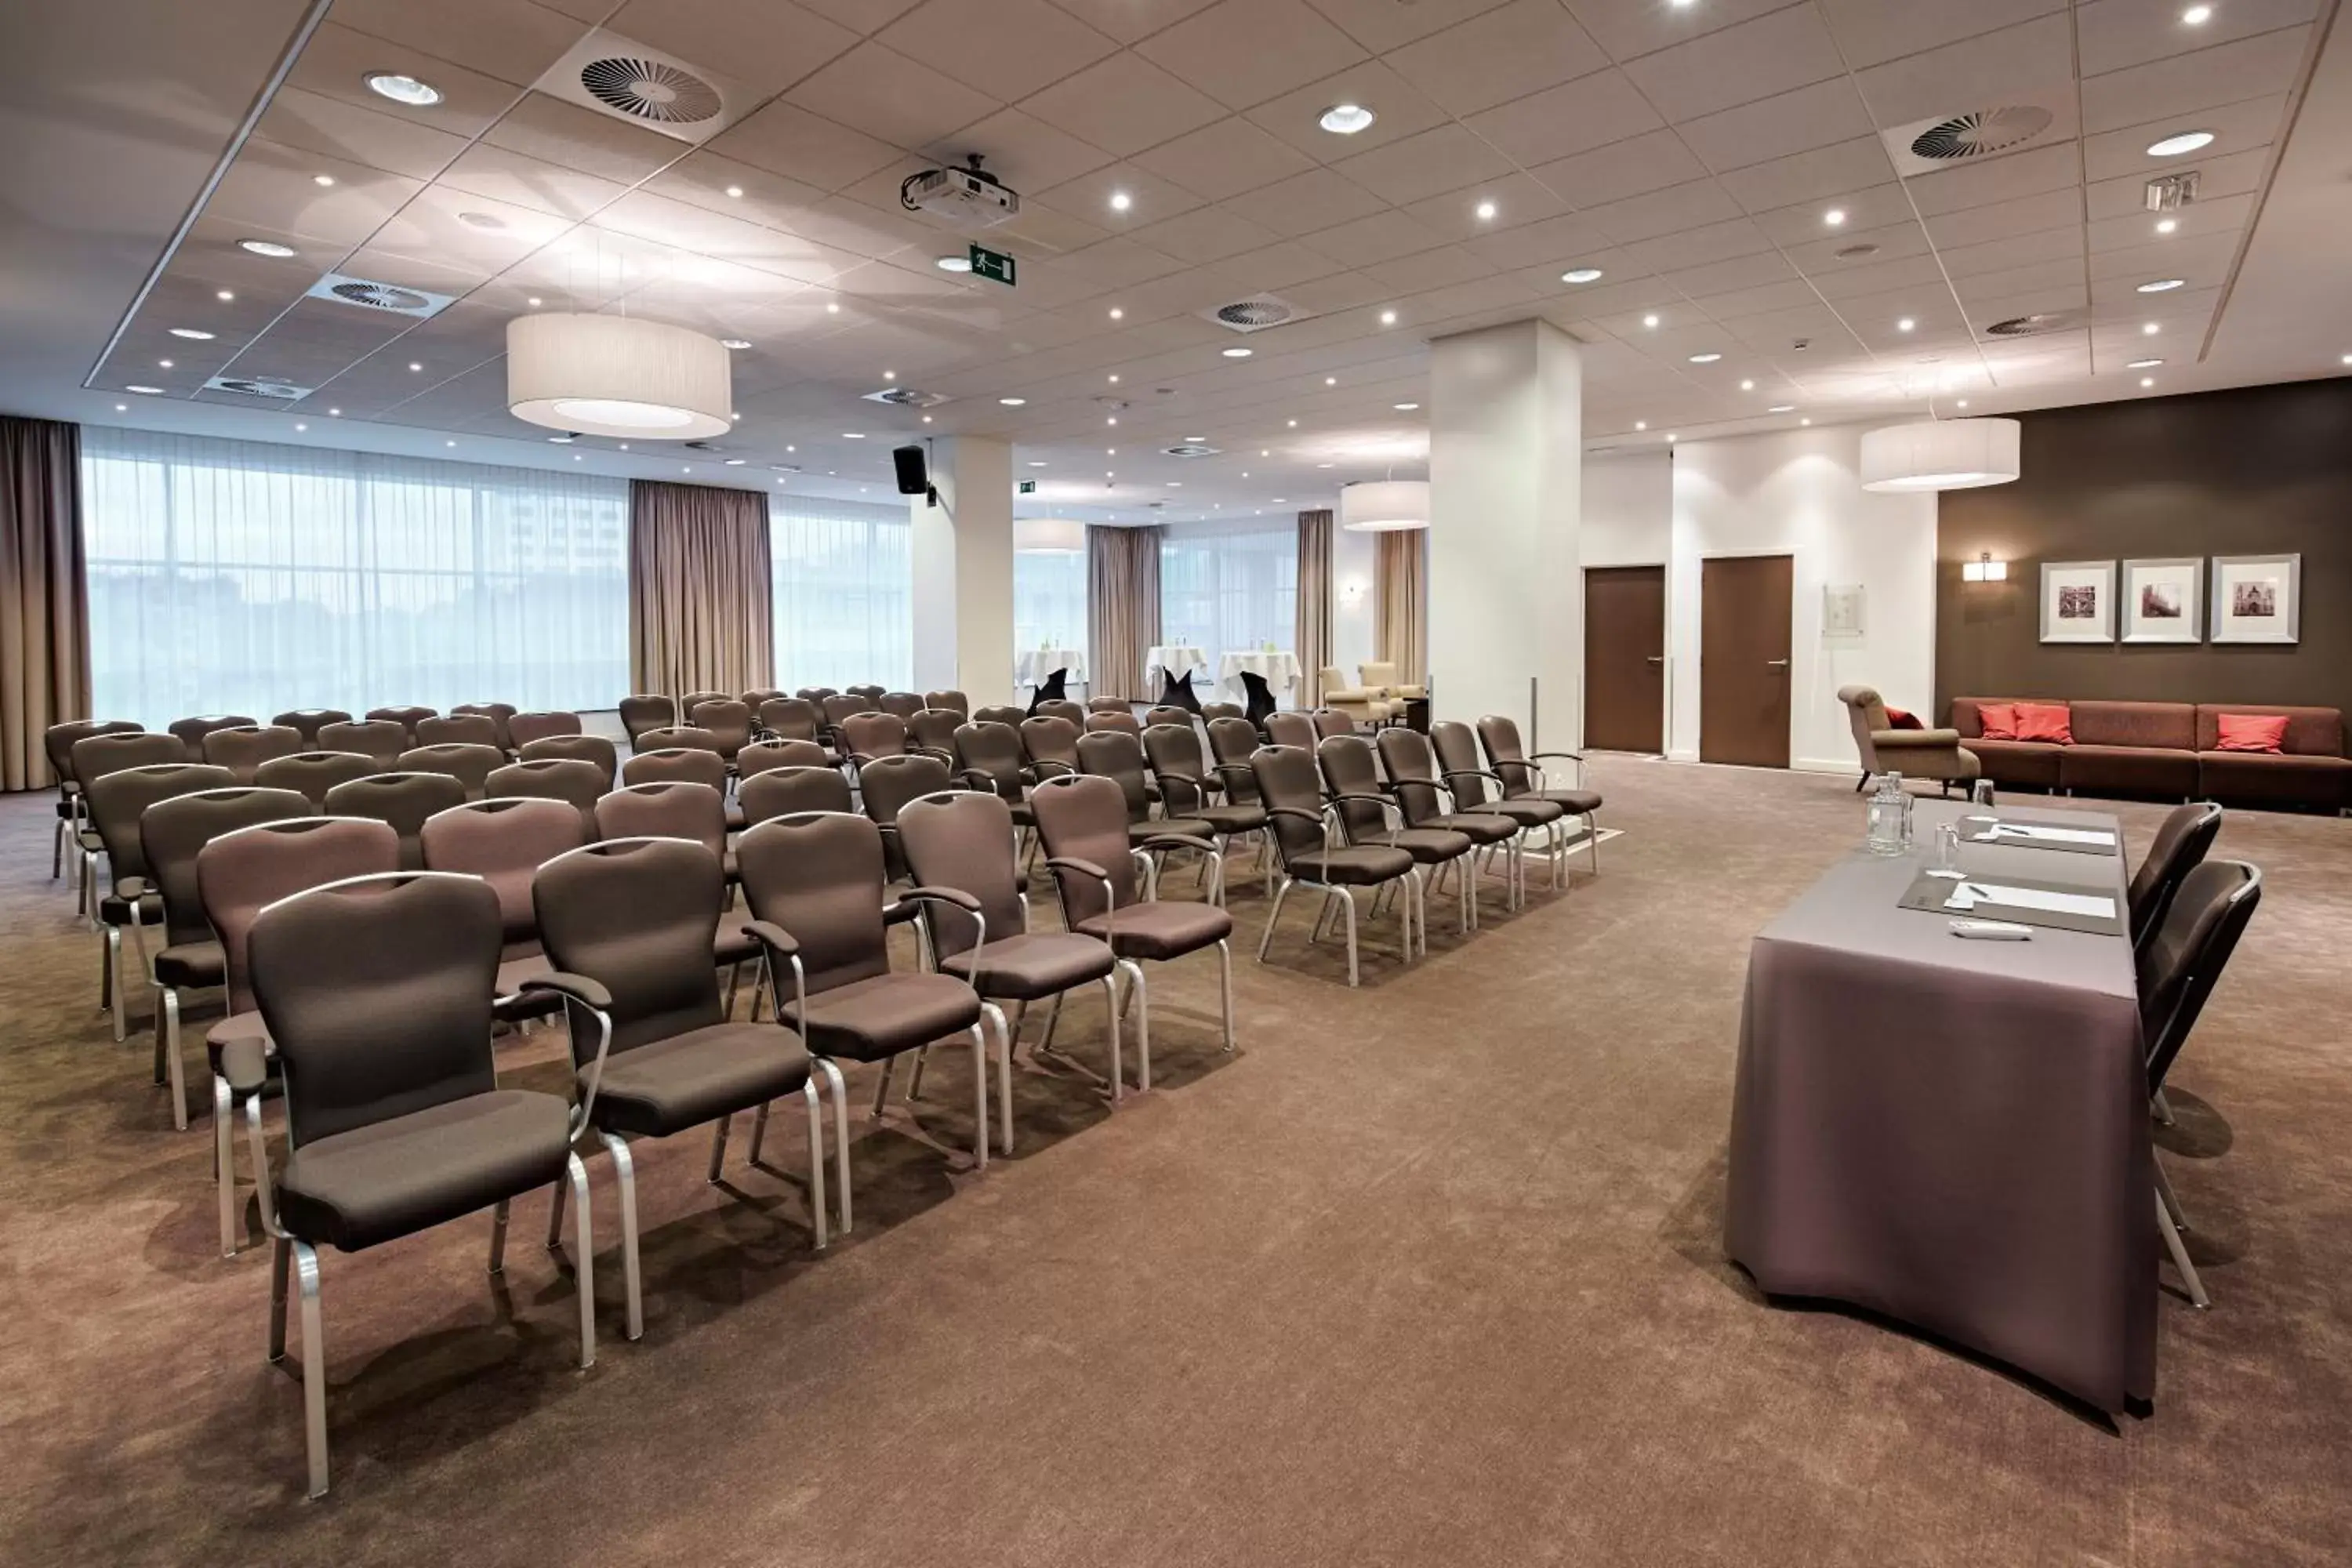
[330,281,432,312]
[1984,310,2082,338]
[1834,243,1881,260]
[212,378,303,399]
[1910,106,2055,162]
[1162,443,1221,458]
[1214,299,1293,329]
[579,57,724,125]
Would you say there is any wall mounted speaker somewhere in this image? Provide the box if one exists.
[893,444,930,495]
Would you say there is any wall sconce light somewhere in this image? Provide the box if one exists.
[1339,579,1368,606]
[1961,552,2009,583]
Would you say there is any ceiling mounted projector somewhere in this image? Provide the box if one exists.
[900,154,1020,229]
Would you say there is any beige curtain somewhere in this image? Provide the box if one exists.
[1374,528,1428,687]
[628,480,774,698]
[1294,509,1332,706]
[1087,524,1162,700]
[2,416,89,791]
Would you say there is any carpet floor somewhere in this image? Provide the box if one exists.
[1,758,2347,1566]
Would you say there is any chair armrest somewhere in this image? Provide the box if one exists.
[115,873,149,900]
[1133,837,1225,905]
[741,918,800,959]
[890,888,985,970]
[1043,853,1111,882]
[1031,760,1075,778]
[1323,685,1374,702]
[1527,750,1585,764]
[896,884,982,913]
[1874,728,1962,749]
[881,898,924,927]
[514,971,613,1011]
[1264,805,1327,828]
[1136,832,1218,856]
[912,746,955,766]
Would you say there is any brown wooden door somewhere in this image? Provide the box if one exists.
[1700,554,1793,768]
[1584,565,1664,753]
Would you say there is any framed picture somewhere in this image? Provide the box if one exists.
[2211,554,2300,644]
[2121,557,2205,644]
[1822,583,1865,638]
[2039,560,2116,644]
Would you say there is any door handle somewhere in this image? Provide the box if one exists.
[1766,659,1790,669]
[1645,655,1664,664]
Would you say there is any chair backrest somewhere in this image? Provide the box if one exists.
[1263,711,1317,750]
[924,689,971,717]
[255,750,379,810]
[739,687,787,710]
[251,873,504,1149]
[2139,859,2262,1092]
[621,745,729,793]
[879,691,925,719]
[840,711,908,763]
[506,710,583,749]
[1019,715,1081,779]
[735,812,891,998]
[270,709,352,747]
[203,724,305,783]
[1311,709,1355,740]
[169,714,257,760]
[1200,702,1245,724]
[517,732,617,787]
[450,702,517,751]
[365,706,437,744]
[846,684,887,704]
[1249,745,1330,865]
[739,738,829,776]
[1837,685,1888,771]
[140,787,314,946]
[858,753,953,878]
[46,719,143,786]
[1429,721,1497,808]
[322,771,469,870]
[795,687,837,702]
[953,721,1025,800]
[595,779,727,858]
[1027,774,1140,924]
[1316,735,1389,840]
[688,699,753,758]
[973,703,1026,729]
[396,742,505,800]
[822,693,873,729]
[416,713,503,751]
[85,764,235,884]
[741,765,854,826]
[758,697,822,744]
[618,694,678,745]
[633,724,721,757]
[2129,802,2226,946]
[487,757,606,838]
[1359,662,1403,691]
[1087,696,1131,714]
[422,797,584,955]
[1033,699,1083,728]
[1476,714,1543,796]
[534,838,728,1055]
[1142,722,1214,815]
[1076,729,1153,824]
[1375,727,1450,826]
[73,730,188,786]
[199,817,400,1012]
[315,719,408,766]
[1144,706,1191,731]
[1203,717,1265,804]
[908,708,961,757]
[898,789,1023,961]
[1085,709,1142,735]
[681,689,729,715]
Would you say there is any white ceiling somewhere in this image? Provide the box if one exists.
[6,0,2349,522]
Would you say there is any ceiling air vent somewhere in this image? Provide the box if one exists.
[863,387,951,408]
[1880,91,2071,178]
[202,376,309,401]
[1984,311,2082,339]
[1198,295,1302,334]
[305,273,452,318]
[535,31,746,146]
[1162,443,1220,459]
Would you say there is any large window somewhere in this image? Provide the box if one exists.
[81,427,628,727]
[770,493,913,691]
[1159,518,1298,659]
[1013,540,1087,665]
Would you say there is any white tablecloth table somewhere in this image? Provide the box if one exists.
[1218,649,1301,703]
[1144,644,1207,691]
[1016,648,1085,689]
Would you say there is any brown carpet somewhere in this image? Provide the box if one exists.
[2,760,2347,1566]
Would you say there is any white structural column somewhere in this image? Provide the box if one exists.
[910,437,1014,706]
[1427,318,1584,747]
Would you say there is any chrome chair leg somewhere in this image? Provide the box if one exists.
[488,1199,510,1275]
[598,1131,645,1335]
[268,1234,292,1362]
[967,1024,990,1168]
[906,1044,930,1102]
[706,1113,731,1181]
[160,987,189,1131]
[1256,877,1294,962]
[567,1152,597,1367]
[216,1074,240,1258]
[1339,887,1360,987]
[1099,973,1123,1101]
[871,1058,897,1116]
[1217,940,1235,1051]
[546,1174,569,1250]
[1123,959,1150,1093]
[2152,1087,2176,1127]
[819,1058,851,1235]
[2154,1152,2191,1233]
[796,1083,828,1252]
[749,1099,771,1166]
[982,1003,1012,1156]
[294,1240,328,1497]
[2157,1187,2209,1309]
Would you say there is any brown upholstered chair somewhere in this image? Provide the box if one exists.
[906,708,961,765]
[845,683,888,706]
[421,797,587,1003]
[314,719,407,768]
[1428,721,1566,900]
[898,788,1119,1145]
[857,753,955,883]
[1078,729,1215,855]
[1033,698,1084,728]
[688,699,754,764]
[270,709,351,747]
[487,757,607,840]
[1474,715,1603,880]
[1310,709,1356,740]
[1144,721,1268,853]
[397,742,505,801]
[739,739,830,777]
[67,731,190,918]
[593,782,760,997]
[681,689,729,717]
[839,712,909,773]
[739,686,788,710]
[506,710,583,750]
[622,745,729,794]
[795,686,838,703]
[1019,714,1082,782]
[2130,801,2224,956]
[1027,773,1235,1082]
[1838,685,1981,793]
[44,719,143,885]
[953,721,1034,829]
[323,771,467,871]
[140,786,314,1127]
[1374,727,1524,913]
[1203,717,1265,798]
[618,694,678,749]
[532,837,833,1338]
[1249,745,1417,988]
[364,705,437,745]
[1262,711,1317,750]
[973,703,1025,730]
[924,689,970,717]
[449,702,517,753]
[879,691,925,719]
[253,750,379,812]
[741,765,853,826]
[242,870,590,1498]
[1319,734,1477,939]
[1143,706,1192,731]
[820,694,874,743]
[757,696,828,751]
[196,815,399,1255]
[84,762,234,1038]
[518,732,617,788]
[416,713,503,752]
[169,714,258,761]
[1200,702,1245,725]
[1085,708,1142,736]
[735,811,990,1179]
[633,724,722,757]
[1087,696,1130,714]
[204,724,306,784]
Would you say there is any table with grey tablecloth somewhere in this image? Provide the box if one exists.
[1725,800,2155,1413]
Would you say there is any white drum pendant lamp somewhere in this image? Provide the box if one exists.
[507,313,734,440]
[1014,517,1086,554]
[1859,417,2021,492]
[1338,478,1429,532]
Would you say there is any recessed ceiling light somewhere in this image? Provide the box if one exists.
[445,440,456,447]
[1109,191,1132,212]
[724,458,746,466]
[1689,351,1721,363]
[114,403,125,412]
[921,415,931,424]
[2155,217,2178,234]
[1379,309,1396,325]
[169,327,215,340]
[2143,321,2161,335]
[1108,373,1120,383]
[365,72,443,107]
[216,289,235,302]
[724,185,744,198]
[1221,347,1253,358]
[1824,208,1846,227]
[884,370,895,381]
[1475,200,1497,221]
[1800,417,1811,426]
[1768,405,1795,413]
[1666,434,1677,442]
[1394,402,1420,411]
[1316,462,1334,469]
[1956,401,1968,408]
[294,422,307,431]
[408,361,423,372]
[527,296,543,307]
[2147,130,2214,157]
[2141,376,2156,388]
[1027,460,1047,466]
[2183,3,2213,20]
[238,238,296,259]
[2342,354,2352,365]
[1642,314,1660,328]
[157,358,172,368]
[1740,379,1755,390]
[2129,358,2165,368]
[1635,420,1646,430]
[1187,435,1205,441]
[1259,448,1269,456]
[312,173,336,187]
[1324,376,1337,386]
[1106,416,1117,425]
[1319,103,1375,135]
[1108,307,1124,320]
[1000,397,1026,406]
[549,434,574,443]
[457,211,507,231]
[720,339,751,350]
[2138,278,2186,292]
[843,432,865,438]
[825,301,840,314]
[1562,267,1604,284]
[936,255,971,272]
[127,385,162,395]
[1287,419,1297,427]
[1896,318,1916,332]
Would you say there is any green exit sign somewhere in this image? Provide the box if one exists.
[1017,479,1037,495]
[969,242,1016,286]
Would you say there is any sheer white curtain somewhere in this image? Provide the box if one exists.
[1159,517,1299,658]
[80,427,628,727]
[1014,545,1087,662]
[770,492,912,691]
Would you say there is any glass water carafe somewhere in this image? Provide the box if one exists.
[1865,771,1913,857]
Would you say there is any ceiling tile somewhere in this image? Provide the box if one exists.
[707,100,906,189]
[1033,162,1203,228]
[1677,78,1878,175]
[1221,167,1391,238]
[1243,60,1455,159]
[439,141,634,220]
[1949,256,2089,304]
[1022,50,1229,157]
[606,0,859,93]
[795,0,927,33]
[2087,191,2254,252]
[2086,145,2268,220]
[1805,249,1947,301]
[282,21,524,143]
[1780,216,1933,273]
[1384,0,1610,117]
[1529,129,1709,210]
[1750,182,1919,244]
[1813,0,2066,72]
[1577,179,1748,245]
[1359,245,1496,296]
[1850,15,2075,129]
[1687,278,1823,321]
[1620,5,1843,123]
[1903,142,2082,217]
[1058,234,1189,290]
[1300,0,1515,53]
[1565,0,1816,62]
[1657,249,1796,300]
[1040,0,1221,42]
[1462,68,1661,168]
[1616,214,1774,272]
[1127,205,1281,263]
[208,138,429,249]
[1134,0,1369,111]
[2080,93,2286,183]
[254,86,474,184]
[878,0,1119,100]
[1919,186,2082,249]
[1395,172,1570,243]
[1211,239,1352,291]
[2080,27,2314,134]
[486,92,691,184]
[332,0,589,89]
[1130,115,1315,201]
[2076,0,2320,77]
[1296,209,1452,268]
[1333,124,1515,206]
[1464,212,1617,271]
[1716,137,1898,214]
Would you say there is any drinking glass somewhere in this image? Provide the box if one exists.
[1929,822,1963,879]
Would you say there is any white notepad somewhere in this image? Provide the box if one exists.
[1944,881,2117,919]
[1973,822,2118,848]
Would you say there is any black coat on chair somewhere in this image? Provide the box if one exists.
[1156,669,1203,714]
[1026,668,1069,717]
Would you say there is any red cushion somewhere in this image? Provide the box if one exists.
[1883,706,1923,730]
[1977,702,2019,741]
[2016,702,2073,745]
[2215,713,2288,753]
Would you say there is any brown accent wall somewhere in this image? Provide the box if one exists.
[1936,378,2352,722]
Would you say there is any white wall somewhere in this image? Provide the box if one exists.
[1582,450,1672,568]
[1329,522,1377,689]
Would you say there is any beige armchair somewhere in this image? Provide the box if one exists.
[1838,685,1981,794]
[1359,662,1425,706]
[1319,667,1390,727]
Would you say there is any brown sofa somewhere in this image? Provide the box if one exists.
[1951,697,2350,811]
